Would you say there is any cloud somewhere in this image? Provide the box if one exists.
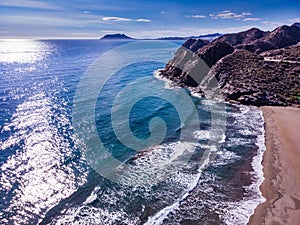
[4,15,90,27]
[83,11,92,14]
[242,12,252,16]
[0,0,61,10]
[136,19,151,22]
[243,18,261,21]
[210,10,251,20]
[259,21,285,31]
[185,15,206,19]
[102,17,151,22]
[289,18,300,23]
[102,17,132,21]
[261,21,285,27]
[160,11,165,14]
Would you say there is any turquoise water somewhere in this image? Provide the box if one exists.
[0,39,265,224]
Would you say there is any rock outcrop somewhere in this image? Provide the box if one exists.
[160,23,300,106]
[211,49,300,106]
[182,39,209,52]
[196,41,234,67]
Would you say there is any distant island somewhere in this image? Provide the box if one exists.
[100,33,133,40]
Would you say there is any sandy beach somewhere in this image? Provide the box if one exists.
[248,106,300,225]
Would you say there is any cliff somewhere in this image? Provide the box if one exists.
[160,23,300,106]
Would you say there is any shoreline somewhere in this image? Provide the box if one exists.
[248,106,300,225]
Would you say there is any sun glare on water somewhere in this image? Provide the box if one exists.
[0,39,49,64]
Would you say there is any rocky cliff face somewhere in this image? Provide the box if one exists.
[160,23,300,106]
[211,49,300,106]
[196,41,234,67]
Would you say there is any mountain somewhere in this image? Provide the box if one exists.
[215,28,267,46]
[100,33,133,40]
[215,24,300,53]
[261,24,300,49]
[156,33,222,41]
[292,22,300,29]
[155,37,186,40]
[159,23,300,106]
[194,33,223,39]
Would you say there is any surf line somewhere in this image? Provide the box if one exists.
[144,146,216,225]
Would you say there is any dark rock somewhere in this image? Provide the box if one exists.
[293,22,300,29]
[262,25,300,49]
[260,40,300,62]
[182,38,209,52]
[241,40,274,54]
[211,49,299,106]
[196,41,234,67]
[215,28,267,46]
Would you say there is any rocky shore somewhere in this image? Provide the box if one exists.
[160,23,300,106]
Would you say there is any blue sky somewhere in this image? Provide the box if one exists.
[0,0,299,39]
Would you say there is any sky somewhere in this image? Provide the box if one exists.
[0,0,300,39]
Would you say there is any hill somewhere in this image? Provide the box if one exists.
[160,23,300,106]
[100,33,133,40]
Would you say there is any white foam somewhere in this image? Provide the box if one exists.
[83,187,99,205]
[222,108,266,225]
[190,90,203,98]
[193,130,211,140]
[153,69,180,90]
[144,145,216,225]
[117,141,197,188]
[212,150,241,166]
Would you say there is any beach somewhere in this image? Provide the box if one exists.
[248,106,300,225]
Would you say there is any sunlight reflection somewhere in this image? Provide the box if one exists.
[0,39,49,63]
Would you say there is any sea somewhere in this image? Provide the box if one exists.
[0,39,266,225]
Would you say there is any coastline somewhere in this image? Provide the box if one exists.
[248,106,300,225]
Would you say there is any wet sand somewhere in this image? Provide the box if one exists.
[248,106,300,225]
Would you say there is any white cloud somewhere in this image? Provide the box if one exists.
[242,12,252,16]
[210,10,251,20]
[4,15,89,27]
[289,18,300,23]
[136,19,151,22]
[102,17,132,21]
[243,18,261,21]
[261,21,284,27]
[102,17,151,22]
[0,0,61,10]
[185,15,206,19]
[260,21,285,30]
[83,11,92,14]
[160,11,166,14]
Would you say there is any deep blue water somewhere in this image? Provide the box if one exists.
[0,39,265,225]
